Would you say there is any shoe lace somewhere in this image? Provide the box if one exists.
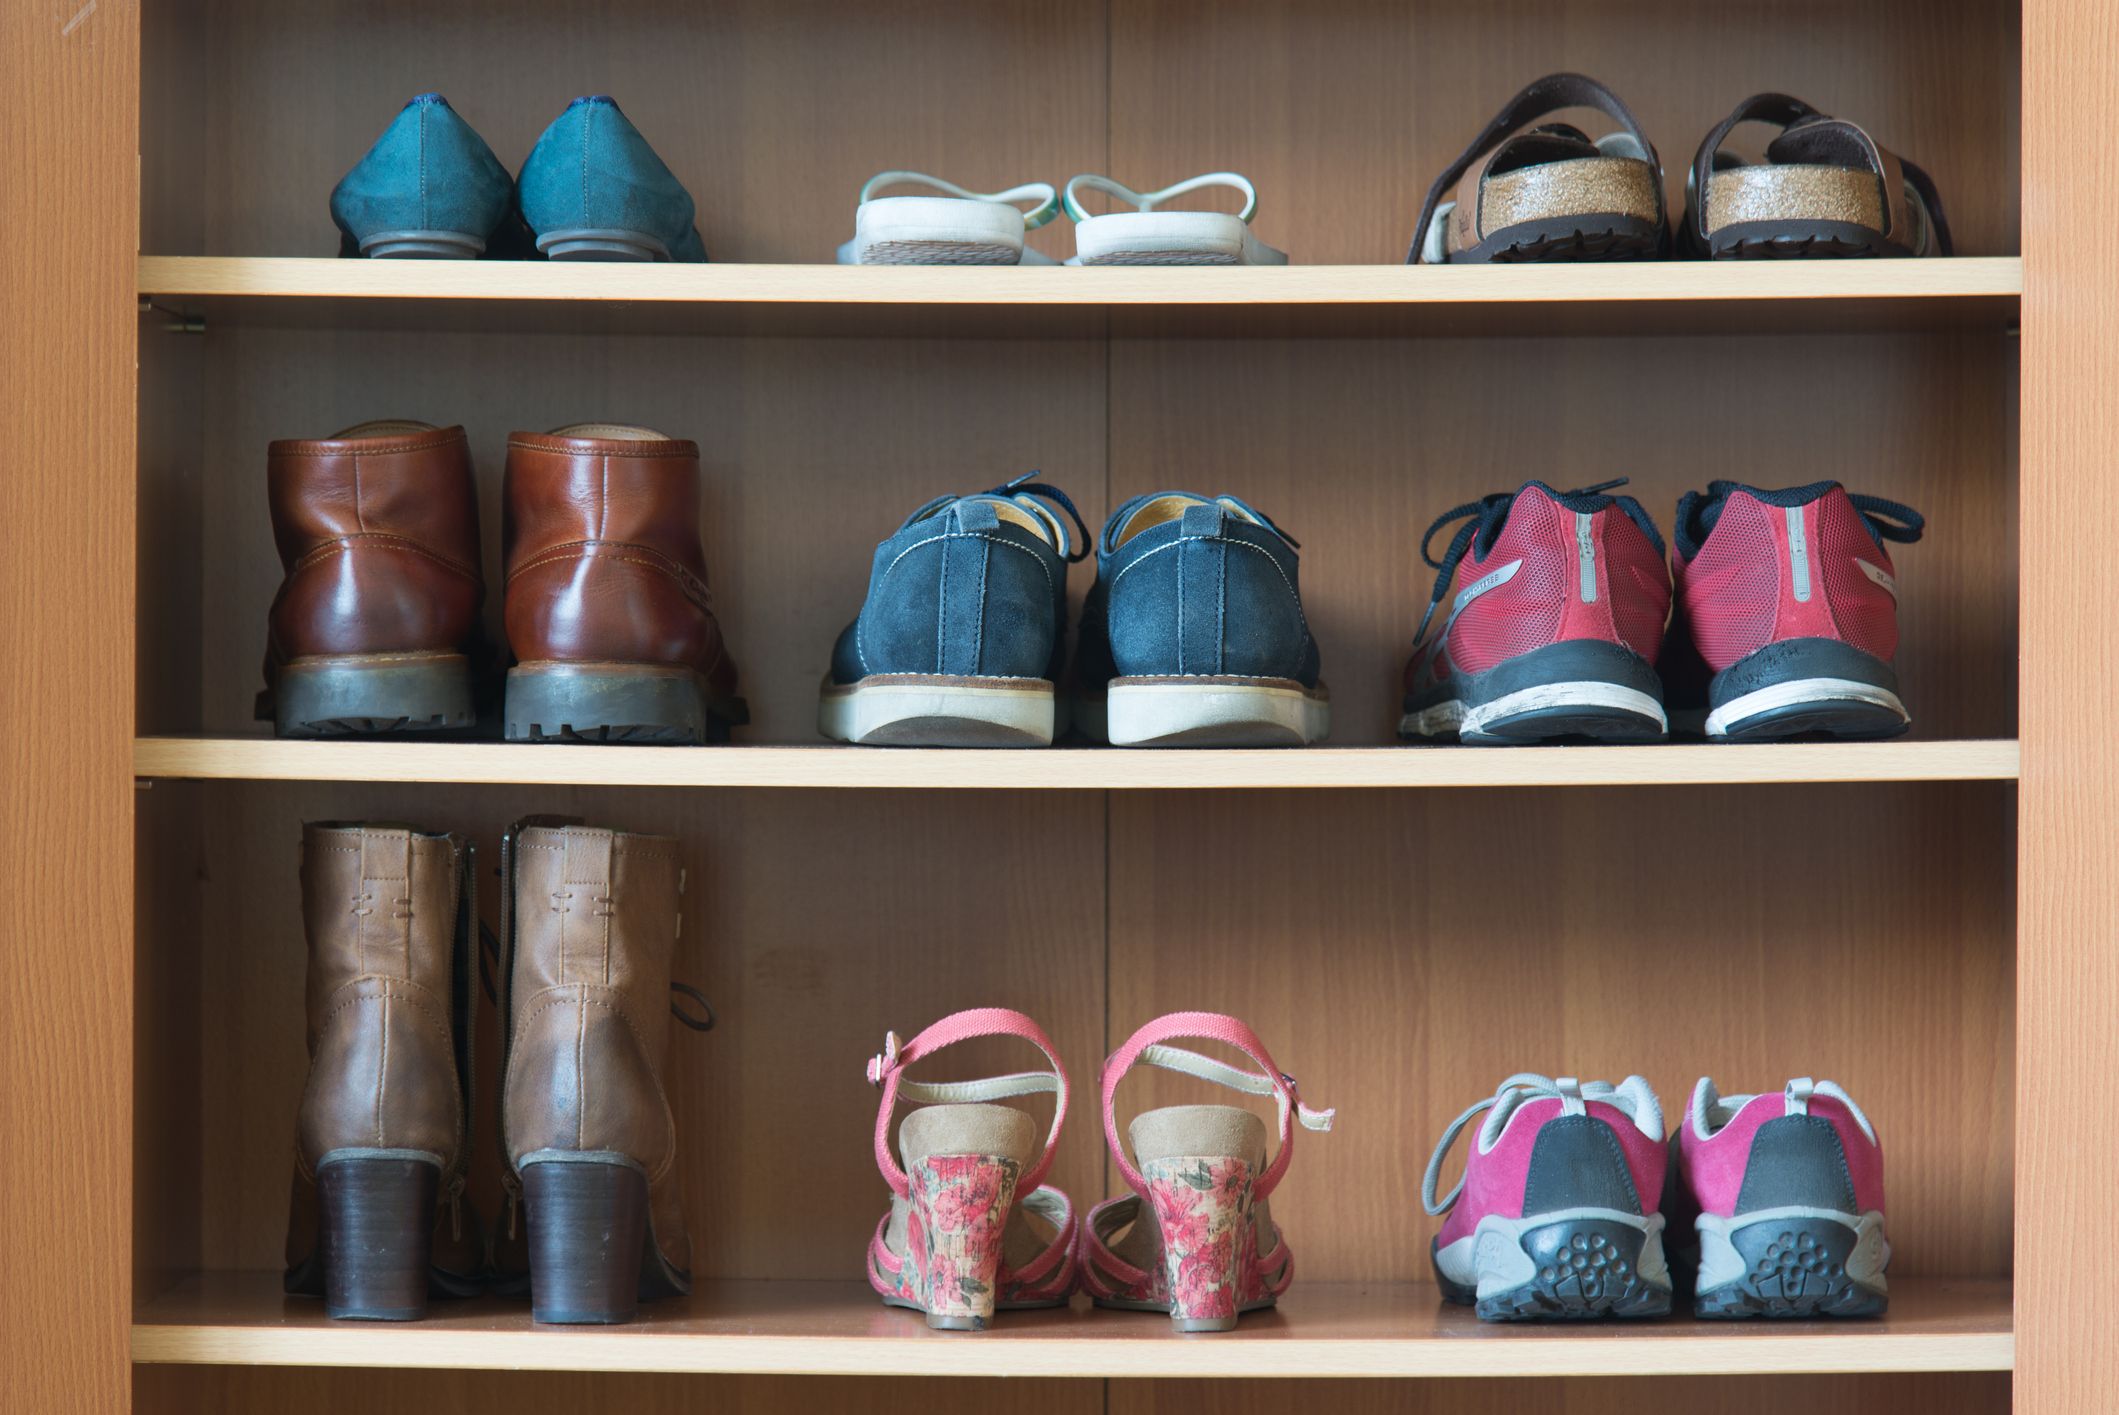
[1414,479,1656,643]
[986,471,1093,563]
[1421,1073,1617,1216]
[1675,481,1925,557]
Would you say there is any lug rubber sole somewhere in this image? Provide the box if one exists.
[1401,640,1666,745]
[536,227,672,262]
[274,652,475,737]
[315,1150,442,1321]
[1082,677,1330,747]
[1433,1210,1672,1322]
[818,674,1056,746]
[1458,213,1665,263]
[1706,219,1896,260]
[1693,1209,1889,1319]
[506,661,740,744]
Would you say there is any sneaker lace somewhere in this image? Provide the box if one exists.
[1675,481,1925,557]
[1421,1073,1619,1216]
[1414,479,1656,643]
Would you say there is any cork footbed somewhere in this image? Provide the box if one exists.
[545,422,673,441]
[1094,1104,1285,1273]
[331,418,439,437]
[1704,164,1885,234]
[1457,156,1660,253]
[883,1104,1057,1273]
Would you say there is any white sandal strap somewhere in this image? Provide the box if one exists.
[1063,172,1259,224]
[895,1071,1064,1106]
[1137,1043,1336,1132]
[858,171,1060,229]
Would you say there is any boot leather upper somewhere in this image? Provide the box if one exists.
[262,422,485,686]
[502,823,692,1276]
[501,428,736,704]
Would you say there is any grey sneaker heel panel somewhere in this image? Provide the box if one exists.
[1523,1114,1644,1216]
[1734,1115,1859,1214]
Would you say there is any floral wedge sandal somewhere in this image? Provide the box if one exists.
[1080,1012,1335,1332]
[864,1008,1079,1330]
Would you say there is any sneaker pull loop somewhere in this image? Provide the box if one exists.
[1100,1011,1334,1205]
[866,1006,1070,1200]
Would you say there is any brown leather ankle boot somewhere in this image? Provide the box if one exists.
[259,421,485,736]
[497,817,706,1323]
[501,425,744,743]
[283,823,485,1320]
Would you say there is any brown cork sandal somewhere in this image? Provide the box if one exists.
[1410,73,1668,264]
[1682,95,1952,259]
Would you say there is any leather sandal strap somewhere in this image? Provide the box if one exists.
[868,1006,1069,1199]
[1100,1011,1333,1203]
[1408,71,1662,263]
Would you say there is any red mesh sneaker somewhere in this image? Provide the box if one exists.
[1666,481,1924,740]
[1400,479,1671,745]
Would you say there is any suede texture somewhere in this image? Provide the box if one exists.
[330,94,514,255]
[1680,1092,1886,1219]
[829,496,1069,684]
[1076,494,1320,688]
[1437,1097,1668,1247]
[516,96,707,261]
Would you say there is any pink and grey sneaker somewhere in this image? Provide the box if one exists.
[1423,1074,1672,1320]
[1674,1077,1889,1318]
[1400,479,1672,745]
[1666,481,1924,740]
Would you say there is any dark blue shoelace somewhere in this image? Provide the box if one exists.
[1674,480,1925,558]
[986,471,1093,563]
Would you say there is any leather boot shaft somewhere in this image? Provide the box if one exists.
[501,427,736,702]
[263,422,485,671]
[294,823,471,1177]
[500,819,693,1278]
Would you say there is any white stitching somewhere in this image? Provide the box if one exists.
[857,533,1054,674]
[1108,536,1311,639]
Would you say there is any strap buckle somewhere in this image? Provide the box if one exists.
[865,1031,903,1087]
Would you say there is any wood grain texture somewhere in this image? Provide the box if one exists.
[0,1,139,1412]
[130,737,2024,789]
[1106,785,2017,1285]
[133,1273,2013,1376]
[2017,2,2116,1413]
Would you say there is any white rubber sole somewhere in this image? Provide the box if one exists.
[819,675,1055,747]
[1398,681,1668,739]
[839,197,1029,265]
[1070,212,1288,266]
[1704,678,1909,738]
[1434,1209,1670,1300]
[1080,678,1328,747]
[1695,1207,1889,1293]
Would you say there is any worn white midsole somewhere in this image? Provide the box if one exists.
[1399,681,1667,738]
[1072,211,1287,265]
[819,677,1054,743]
[1434,1209,1670,1299]
[1695,1207,1890,1293]
[1705,678,1908,737]
[1080,680,1329,745]
[842,196,1026,263]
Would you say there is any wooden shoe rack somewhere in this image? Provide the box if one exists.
[2,0,2109,1411]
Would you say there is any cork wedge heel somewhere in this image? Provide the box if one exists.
[1682,95,1952,260]
[1082,1014,1335,1332]
[865,1010,1080,1330]
[1411,73,1668,265]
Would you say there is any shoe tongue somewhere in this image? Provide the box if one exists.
[546,422,672,441]
[331,418,438,438]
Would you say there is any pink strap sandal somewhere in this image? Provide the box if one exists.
[1081,1012,1335,1331]
[864,1007,1079,1330]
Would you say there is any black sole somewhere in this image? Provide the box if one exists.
[1434,1220,1672,1322]
[1695,1221,1888,1319]
[1458,213,1667,263]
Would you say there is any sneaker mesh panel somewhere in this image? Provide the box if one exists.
[1819,495,1900,661]
[1446,493,1564,673]
[1679,496,1779,671]
[1606,521,1672,664]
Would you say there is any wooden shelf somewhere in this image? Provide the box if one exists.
[136,255,2023,338]
[132,1275,2012,1378]
[133,736,2020,789]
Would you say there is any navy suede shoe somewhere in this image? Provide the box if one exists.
[1075,492,1328,746]
[331,94,516,258]
[820,475,1088,747]
[516,96,707,262]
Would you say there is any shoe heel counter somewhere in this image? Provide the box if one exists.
[861,507,1059,679]
[1814,488,1903,662]
[1733,1114,1862,1214]
[273,537,481,659]
[1110,506,1311,680]
[331,97,508,244]
[503,984,672,1173]
[505,548,716,668]
[298,976,460,1169]
[1521,1114,1645,1218]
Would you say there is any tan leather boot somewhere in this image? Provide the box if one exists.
[497,817,702,1323]
[501,425,745,743]
[283,823,484,1320]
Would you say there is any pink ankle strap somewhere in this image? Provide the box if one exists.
[1100,1011,1334,1203]
[868,1007,1069,1199]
